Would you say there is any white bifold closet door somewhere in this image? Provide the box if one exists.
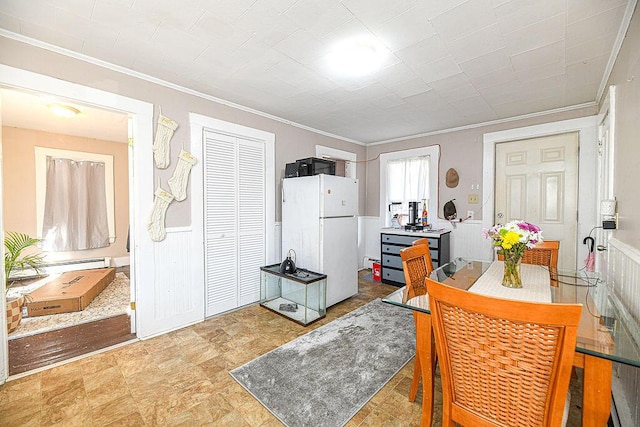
[204,129,266,316]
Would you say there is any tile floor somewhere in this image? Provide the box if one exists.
[1,272,584,426]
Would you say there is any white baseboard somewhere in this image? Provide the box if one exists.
[112,256,130,267]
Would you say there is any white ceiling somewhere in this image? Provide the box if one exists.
[0,0,633,144]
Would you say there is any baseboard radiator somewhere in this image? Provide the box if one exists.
[10,257,110,279]
[44,257,110,273]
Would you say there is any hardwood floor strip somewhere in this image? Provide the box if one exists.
[8,314,135,375]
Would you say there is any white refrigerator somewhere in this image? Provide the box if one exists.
[282,175,358,307]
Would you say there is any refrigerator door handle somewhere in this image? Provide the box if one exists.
[320,215,354,219]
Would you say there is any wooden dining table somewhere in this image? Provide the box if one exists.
[382,258,640,427]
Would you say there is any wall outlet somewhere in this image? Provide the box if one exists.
[467,211,474,219]
[468,194,479,204]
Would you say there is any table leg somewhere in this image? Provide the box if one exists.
[414,312,435,427]
[409,346,421,402]
[581,354,612,427]
[409,312,422,402]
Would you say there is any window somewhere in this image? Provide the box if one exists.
[35,147,115,250]
[42,156,110,251]
[380,146,440,228]
[387,156,430,205]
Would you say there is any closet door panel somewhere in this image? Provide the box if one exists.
[238,139,265,306]
[204,131,238,315]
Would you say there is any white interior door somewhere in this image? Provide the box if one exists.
[237,139,265,306]
[495,132,579,268]
[204,130,266,316]
[204,131,238,315]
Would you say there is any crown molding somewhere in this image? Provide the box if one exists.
[596,0,637,103]
[0,30,365,147]
[368,102,598,146]
[1,23,621,148]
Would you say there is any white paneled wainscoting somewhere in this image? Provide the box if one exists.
[446,220,490,261]
[359,216,382,269]
[136,227,204,339]
[606,238,640,427]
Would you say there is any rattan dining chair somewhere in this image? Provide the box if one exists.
[412,237,434,273]
[498,240,560,286]
[400,242,435,402]
[426,277,581,427]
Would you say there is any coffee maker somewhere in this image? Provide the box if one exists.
[405,201,423,230]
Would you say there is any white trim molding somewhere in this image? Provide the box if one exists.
[379,145,440,231]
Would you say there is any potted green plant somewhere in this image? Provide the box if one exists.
[5,231,45,333]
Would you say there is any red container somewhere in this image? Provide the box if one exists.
[372,262,381,281]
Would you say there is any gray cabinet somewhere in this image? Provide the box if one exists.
[380,231,451,287]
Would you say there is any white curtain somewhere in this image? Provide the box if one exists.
[42,156,110,251]
[387,156,430,204]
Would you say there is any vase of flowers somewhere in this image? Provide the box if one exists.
[484,221,543,288]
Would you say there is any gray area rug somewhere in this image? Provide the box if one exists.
[230,298,416,427]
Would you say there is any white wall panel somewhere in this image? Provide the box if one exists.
[448,221,488,261]
[139,228,203,337]
[358,216,382,268]
[606,238,640,427]
[607,238,640,330]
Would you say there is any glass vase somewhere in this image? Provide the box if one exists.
[502,255,523,288]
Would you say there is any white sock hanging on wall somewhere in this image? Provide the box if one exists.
[153,108,179,169]
[147,183,174,242]
[168,148,197,201]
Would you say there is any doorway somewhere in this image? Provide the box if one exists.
[494,132,579,269]
[191,113,276,318]
[1,88,134,375]
[482,117,599,269]
[0,64,154,383]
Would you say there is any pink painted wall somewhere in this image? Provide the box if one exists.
[2,126,130,262]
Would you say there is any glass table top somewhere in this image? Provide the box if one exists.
[382,257,640,368]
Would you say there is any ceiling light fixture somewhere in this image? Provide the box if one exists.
[328,36,388,77]
[47,104,80,118]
